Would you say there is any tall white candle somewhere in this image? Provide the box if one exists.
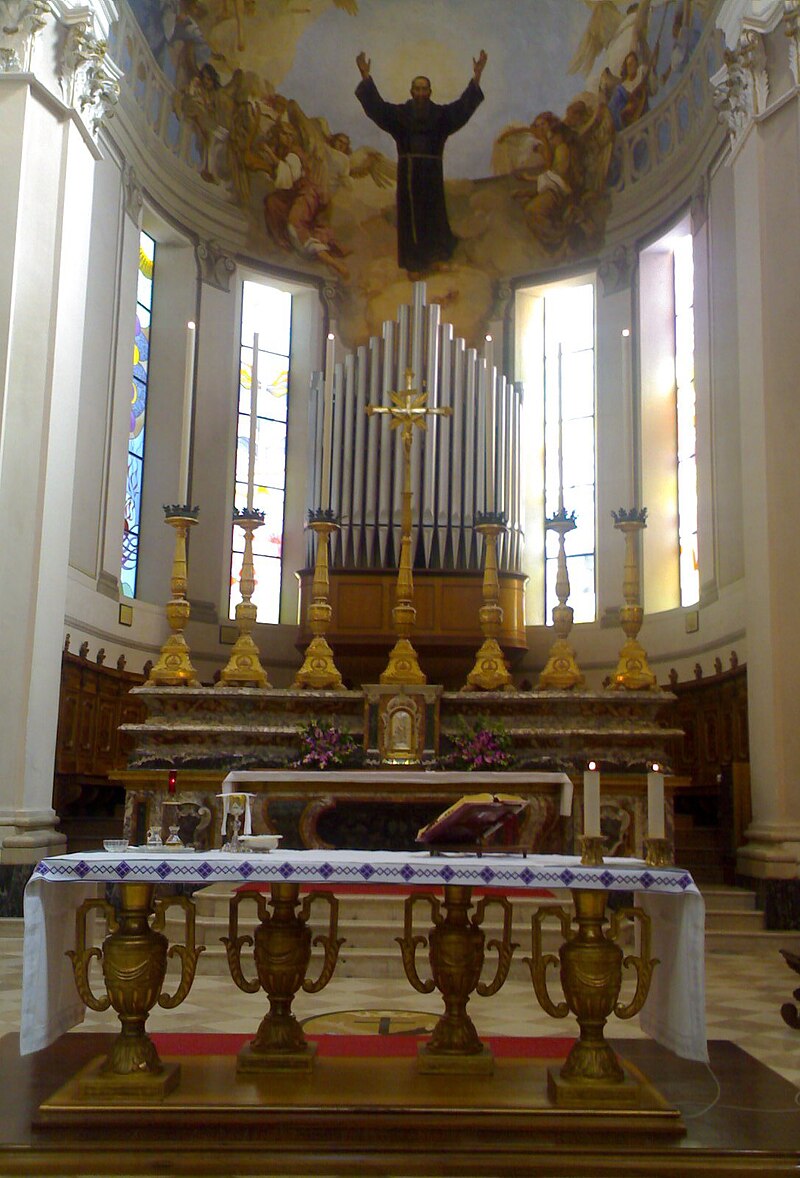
[178,321,196,504]
[622,328,634,506]
[320,333,335,509]
[583,764,600,838]
[247,333,259,510]
[557,342,564,513]
[647,766,665,840]
[484,336,495,511]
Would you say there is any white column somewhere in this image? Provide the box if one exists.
[0,82,98,861]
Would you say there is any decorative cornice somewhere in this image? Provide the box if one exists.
[597,244,635,296]
[195,238,236,292]
[0,1,51,74]
[717,0,785,45]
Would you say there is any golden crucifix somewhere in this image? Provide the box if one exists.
[366,367,452,684]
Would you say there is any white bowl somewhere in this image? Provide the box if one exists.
[238,834,282,852]
[103,839,129,853]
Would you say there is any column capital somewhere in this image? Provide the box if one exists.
[711,26,769,146]
[195,238,236,292]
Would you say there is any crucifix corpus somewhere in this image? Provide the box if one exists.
[366,368,452,684]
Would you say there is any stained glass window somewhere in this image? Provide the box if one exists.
[229,281,292,623]
[121,231,155,598]
[674,235,699,606]
[543,284,597,624]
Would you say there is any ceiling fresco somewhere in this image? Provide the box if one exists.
[127,0,714,344]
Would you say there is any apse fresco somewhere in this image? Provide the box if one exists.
[127,0,711,344]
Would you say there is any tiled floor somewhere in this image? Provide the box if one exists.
[3,921,800,1091]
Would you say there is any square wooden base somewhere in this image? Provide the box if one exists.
[236,1041,317,1073]
[547,1064,642,1108]
[73,1057,180,1103]
[417,1044,494,1075]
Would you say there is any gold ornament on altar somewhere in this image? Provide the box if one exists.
[220,507,270,687]
[222,882,343,1072]
[611,508,657,690]
[67,882,204,1098]
[526,888,659,1107]
[366,368,452,685]
[148,506,200,686]
[538,507,585,689]
[463,513,515,692]
[293,509,344,690]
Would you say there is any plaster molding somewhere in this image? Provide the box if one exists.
[597,244,635,296]
[0,1,51,74]
[717,0,785,45]
[195,238,236,292]
[122,160,143,226]
[690,174,709,232]
[785,2,800,84]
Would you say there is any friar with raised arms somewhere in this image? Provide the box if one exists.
[355,49,487,276]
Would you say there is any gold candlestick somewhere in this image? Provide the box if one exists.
[611,508,657,690]
[366,369,452,685]
[538,507,585,689]
[463,514,514,692]
[526,888,658,1106]
[148,506,200,686]
[293,511,344,690]
[220,508,270,687]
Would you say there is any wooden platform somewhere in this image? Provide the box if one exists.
[1,1034,799,1175]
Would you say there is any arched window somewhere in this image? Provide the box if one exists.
[516,277,597,625]
[229,280,292,623]
[121,230,155,598]
[639,218,698,610]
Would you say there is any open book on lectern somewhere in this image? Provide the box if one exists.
[416,793,529,848]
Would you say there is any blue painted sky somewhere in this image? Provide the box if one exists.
[281,0,587,178]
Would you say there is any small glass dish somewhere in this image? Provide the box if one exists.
[103,839,129,853]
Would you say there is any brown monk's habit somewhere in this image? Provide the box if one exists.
[356,76,484,273]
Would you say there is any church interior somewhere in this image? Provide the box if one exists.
[3,0,800,1172]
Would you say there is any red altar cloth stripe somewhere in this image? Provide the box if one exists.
[150,1032,575,1058]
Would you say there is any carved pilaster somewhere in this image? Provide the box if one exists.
[785,1,800,85]
[122,162,143,226]
[60,10,122,135]
[598,245,634,296]
[0,1,51,73]
[195,239,236,292]
[711,28,768,146]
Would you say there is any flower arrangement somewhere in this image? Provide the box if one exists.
[295,720,358,770]
[443,718,514,771]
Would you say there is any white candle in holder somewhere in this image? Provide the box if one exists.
[321,333,335,509]
[246,333,259,510]
[178,320,196,504]
[484,336,495,510]
[583,763,600,838]
[647,765,665,840]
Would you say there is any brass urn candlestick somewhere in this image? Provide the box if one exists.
[220,507,270,687]
[397,885,517,1074]
[222,882,343,1072]
[538,507,585,689]
[67,883,204,1097]
[611,508,657,690]
[463,512,515,692]
[148,505,200,686]
[526,889,659,1106]
[293,509,344,690]
[366,369,452,685]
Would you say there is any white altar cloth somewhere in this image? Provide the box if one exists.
[21,849,707,1062]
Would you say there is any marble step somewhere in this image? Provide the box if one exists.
[699,886,758,911]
